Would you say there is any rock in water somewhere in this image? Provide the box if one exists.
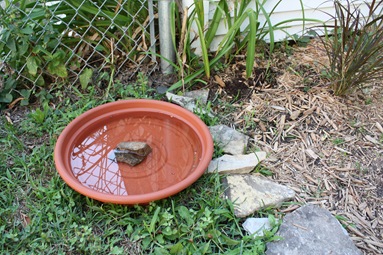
[115,141,152,166]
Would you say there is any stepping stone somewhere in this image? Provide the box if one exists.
[223,174,295,218]
[209,125,250,155]
[266,204,362,255]
[207,152,266,174]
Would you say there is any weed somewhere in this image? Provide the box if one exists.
[213,142,225,159]
[0,77,17,108]
[193,101,219,126]
[243,110,258,130]
[29,103,51,125]
[111,73,157,100]
[254,165,274,177]
[0,2,69,86]
[294,34,312,47]
[365,98,373,105]
[335,215,356,229]
[332,137,345,145]
[0,0,153,108]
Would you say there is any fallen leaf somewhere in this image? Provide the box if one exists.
[5,113,13,124]
[214,75,225,88]
[8,97,24,109]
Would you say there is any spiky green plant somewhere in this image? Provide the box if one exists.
[320,0,383,96]
[168,0,323,91]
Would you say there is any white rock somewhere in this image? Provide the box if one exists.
[207,152,266,174]
[224,174,295,218]
[166,92,194,108]
[166,92,213,116]
[209,125,250,155]
[243,218,274,237]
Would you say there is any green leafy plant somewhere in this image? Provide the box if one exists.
[18,0,149,62]
[168,0,323,92]
[319,0,383,96]
[29,103,51,124]
[0,3,70,83]
[0,0,71,107]
[0,77,17,107]
[0,0,152,107]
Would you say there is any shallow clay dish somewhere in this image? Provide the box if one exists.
[54,99,214,204]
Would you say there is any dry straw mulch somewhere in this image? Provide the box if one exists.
[212,39,383,254]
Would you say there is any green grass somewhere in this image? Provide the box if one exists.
[0,90,279,254]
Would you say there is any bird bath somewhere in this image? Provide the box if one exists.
[54,99,214,204]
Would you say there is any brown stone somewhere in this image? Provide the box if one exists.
[115,141,152,166]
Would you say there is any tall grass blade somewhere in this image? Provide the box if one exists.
[246,11,257,77]
[194,0,205,27]
[205,0,226,48]
[195,18,210,78]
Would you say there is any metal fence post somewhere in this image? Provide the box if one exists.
[158,0,176,74]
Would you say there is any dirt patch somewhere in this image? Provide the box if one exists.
[208,63,280,103]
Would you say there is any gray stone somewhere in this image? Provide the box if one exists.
[184,89,209,104]
[207,152,266,174]
[156,85,168,94]
[223,174,295,218]
[115,141,152,166]
[209,125,250,155]
[266,204,362,255]
[166,92,214,117]
[166,92,194,109]
[243,218,274,237]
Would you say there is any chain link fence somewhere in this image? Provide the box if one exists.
[0,0,158,89]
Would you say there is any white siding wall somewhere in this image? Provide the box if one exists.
[183,0,374,52]
[0,1,5,32]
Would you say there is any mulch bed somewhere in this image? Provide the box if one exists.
[207,39,383,254]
